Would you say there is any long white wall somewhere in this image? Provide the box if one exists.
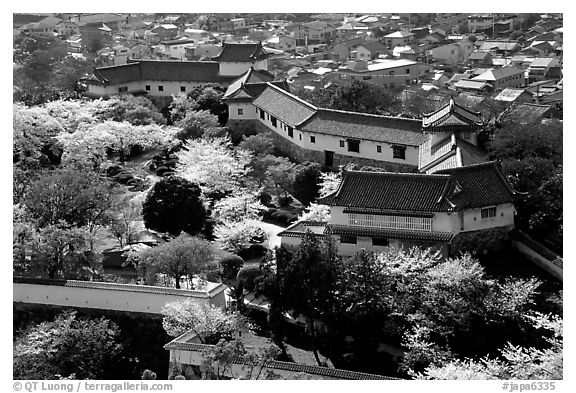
[87,79,226,97]
[255,108,420,166]
[13,280,228,314]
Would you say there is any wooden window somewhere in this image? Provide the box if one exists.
[377,145,382,153]
[237,109,243,115]
[349,213,432,232]
[288,127,293,138]
[347,139,360,153]
[180,86,186,92]
[145,85,151,91]
[299,133,302,140]
[481,206,497,219]
[310,136,316,143]
[260,109,265,120]
[363,75,372,80]
[340,235,357,244]
[271,116,277,127]
[392,145,406,159]
[118,86,128,93]
[339,140,345,148]
[158,85,164,91]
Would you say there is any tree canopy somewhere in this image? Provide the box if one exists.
[142,176,207,236]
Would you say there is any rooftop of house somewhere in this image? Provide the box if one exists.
[385,30,415,38]
[86,60,236,85]
[72,13,125,25]
[340,58,418,73]
[472,66,524,81]
[334,37,367,48]
[319,161,514,212]
[304,20,333,31]
[214,41,271,62]
[454,79,490,90]
[278,221,328,238]
[422,98,483,132]
[498,103,553,124]
[468,51,492,60]
[19,15,62,30]
[478,41,520,52]
[298,108,426,146]
[494,88,531,102]
[529,57,560,68]
[358,41,388,53]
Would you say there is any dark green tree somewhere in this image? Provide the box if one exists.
[292,162,322,206]
[142,176,207,236]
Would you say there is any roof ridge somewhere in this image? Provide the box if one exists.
[346,169,451,178]
[265,82,318,110]
[317,108,420,123]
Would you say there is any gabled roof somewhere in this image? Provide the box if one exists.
[468,51,492,60]
[454,79,490,90]
[304,20,332,31]
[422,98,483,132]
[87,60,235,85]
[358,41,388,53]
[479,41,520,51]
[529,57,560,68]
[214,42,271,62]
[385,30,414,38]
[252,83,317,126]
[435,161,515,209]
[472,66,524,82]
[298,109,425,146]
[334,37,366,49]
[494,88,531,102]
[320,161,514,212]
[498,103,552,125]
[318,170,454,212]
[223,67,276,98]
[72,13,125,25]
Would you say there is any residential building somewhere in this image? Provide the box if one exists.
[281,161,515,256]
[384,30,415,47]
[66,34,83,53]
[291,21,336,45]
[356,41,388,60]
[151,24,179,41]
[265,35,297,53]
[230,18,246,31]
[467,14,516,34]
[332,38,366,60]
[18,15,61,34]
[472,66,525,90]
[184,28,210,41]
[453,79,491,94]
[478,41,521,56]
[157,38,197,60]
[336,59,431,90]
[427,40,474,65]
[468,51,493,67]
[527,57,561,83]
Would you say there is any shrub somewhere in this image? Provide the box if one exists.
[116,173,134,184]
[155,166,171,176]
[164,158,178,168]
[270,210,297,226]
[258,191,272,206]
[219,255,244,279]
[278,196,292,207]
[236,265,263,292]
[126,178,143,186]
[106,165,122,177]
[237,244,268,260]
[161,171,176,177]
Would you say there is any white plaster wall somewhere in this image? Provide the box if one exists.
[256,113,419,166]
[219,62,254,76]
[228,102,258,120]
[13,282,227,314]
[462,203,515,232]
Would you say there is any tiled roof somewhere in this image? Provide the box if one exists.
[223,68,276,98]
[318,170,453,212]
[498,103,552,125]
[472,66,524,82]
[494,88,530,102]
[252,83,317,126]
[468,51,491,60]
[327,224,454,243]
[304,20,331,31]
[89,60,235,85]
[334,37,366,49]
[278,221,328,238]
[454,79,489,90]
[419,134,488,173]
[479,41,520,51]
[436,161,515,209]
[299,109,426,146]
[214,42,270,62]
[73,13,125,25]
[385,30,414,38]
[422,98,483,132]
[320,161,512,212]
[358,41,387,53]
